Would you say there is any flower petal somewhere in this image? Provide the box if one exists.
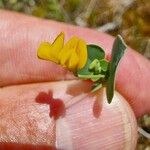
[68,49,79,71]
[59,47,72,66]
[37,32,64,63]
[37,42,53,60]
[76,39,87,69]
[62,36,79,50]
[58,36,79,65]
[51,32,64,57]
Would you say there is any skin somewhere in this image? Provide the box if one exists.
[0,10,149,149]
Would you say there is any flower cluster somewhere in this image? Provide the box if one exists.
[37,32,87,72]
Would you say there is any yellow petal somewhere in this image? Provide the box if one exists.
[52,32,64,53]
[37,32,64,63]
[59,47,72,66]
[68,49,79,71]
[51,32,64,62]
[63,36,79,50]
[76,39,87,69]
[37,42,54,60]
[58,36,79,64]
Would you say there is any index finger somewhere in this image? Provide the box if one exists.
[0,10,112,87]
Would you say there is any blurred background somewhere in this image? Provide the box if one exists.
[0,0,149,149]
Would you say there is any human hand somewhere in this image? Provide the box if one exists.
[0,10,150,149]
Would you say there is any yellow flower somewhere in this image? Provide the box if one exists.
[37,32,87,72]
[37,32,64,63]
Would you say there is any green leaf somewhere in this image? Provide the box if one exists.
[78,74,104,81]
[77,58,91,75]
[106,35,127,104]
[77,45,105,76]
[87,44,105,61]
[92,83,102,92]
[91,75,104,82]
[89,59,99,70]
[99,59,109,72]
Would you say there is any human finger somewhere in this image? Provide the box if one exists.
[0,80,137,149]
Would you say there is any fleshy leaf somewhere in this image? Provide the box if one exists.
[87,44,105,61]
[100,59,109,72]
[91,75,104,82]
[89,59,99,71]
[92,83,102,92]
[106,35,127,104]
[78,74,104,81]
[77,44,105,76]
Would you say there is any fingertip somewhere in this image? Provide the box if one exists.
[56,89,137,149]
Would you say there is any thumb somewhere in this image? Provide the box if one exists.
[0,80,137,149]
